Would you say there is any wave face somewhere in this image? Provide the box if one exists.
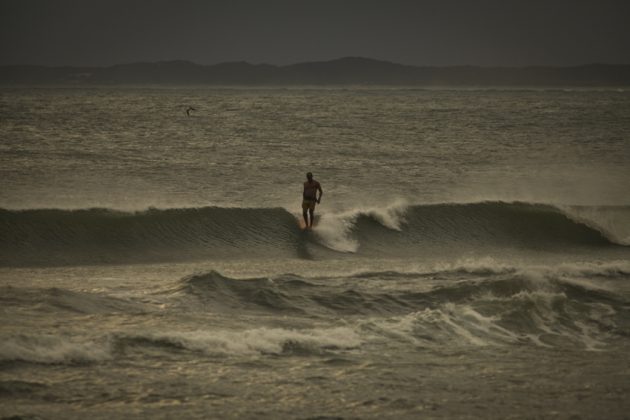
[319,201,626,254]
[1,202,627,266]
[0,206,304,266]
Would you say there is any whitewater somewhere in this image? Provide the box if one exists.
[1,87,629,419]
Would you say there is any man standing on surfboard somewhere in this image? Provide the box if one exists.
[302,172,323,229]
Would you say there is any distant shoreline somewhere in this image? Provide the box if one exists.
[2,57,630,86]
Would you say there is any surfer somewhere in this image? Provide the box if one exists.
[302,172,323,228]
[186,106,196,116]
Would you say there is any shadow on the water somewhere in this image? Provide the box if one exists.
[295,227,314,260]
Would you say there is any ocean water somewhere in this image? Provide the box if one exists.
[1,87,630,419]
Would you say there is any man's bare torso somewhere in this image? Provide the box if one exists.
[303,180,321,200]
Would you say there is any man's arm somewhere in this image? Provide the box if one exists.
[317,184,323,203]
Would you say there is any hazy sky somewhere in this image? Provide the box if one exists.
[1,0,629,67]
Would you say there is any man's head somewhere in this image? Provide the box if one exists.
[306,172,313,181]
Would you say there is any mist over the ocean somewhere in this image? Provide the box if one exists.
[1,86,630,419]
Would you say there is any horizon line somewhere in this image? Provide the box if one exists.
[3,56,630,69]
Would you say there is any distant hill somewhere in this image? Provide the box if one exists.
[2,57,630,86]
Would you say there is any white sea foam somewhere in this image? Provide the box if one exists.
[328,257,630,286]
[364,200,408,231]
[313,212,359,252]
[0,334,112,364]
[131,326,362,356]
[362,304,518,347]
[430,256,517,275]
[427,258,630,283]
[359,263,621,351]
[313,201,408,252]
[553,260,630,278]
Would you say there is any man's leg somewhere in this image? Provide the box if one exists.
[308,208,315,227]
[303,209,309,227]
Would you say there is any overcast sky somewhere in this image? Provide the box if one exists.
[1,0,629,67]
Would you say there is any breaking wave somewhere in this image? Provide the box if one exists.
[1,202,627,266]
[0,326,362,364]
[115,326,362,357]
[0,333,113,364]
[2,260,629,365]
[172,262,630,350]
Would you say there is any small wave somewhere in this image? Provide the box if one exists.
[429,257,518,276]
[0,325,361,364]
[551,260,630,278]
[0,334,112,364]
[175,271,310,313]
[116,326,362,356]
[345,258,630,283]
[0,286,147,314]
[364,303,519,347]
[175,270,412,316]
[0,380,48,397]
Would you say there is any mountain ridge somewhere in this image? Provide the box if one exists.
[2,57,630,86]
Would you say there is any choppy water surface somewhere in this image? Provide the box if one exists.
[1,87,630,419]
